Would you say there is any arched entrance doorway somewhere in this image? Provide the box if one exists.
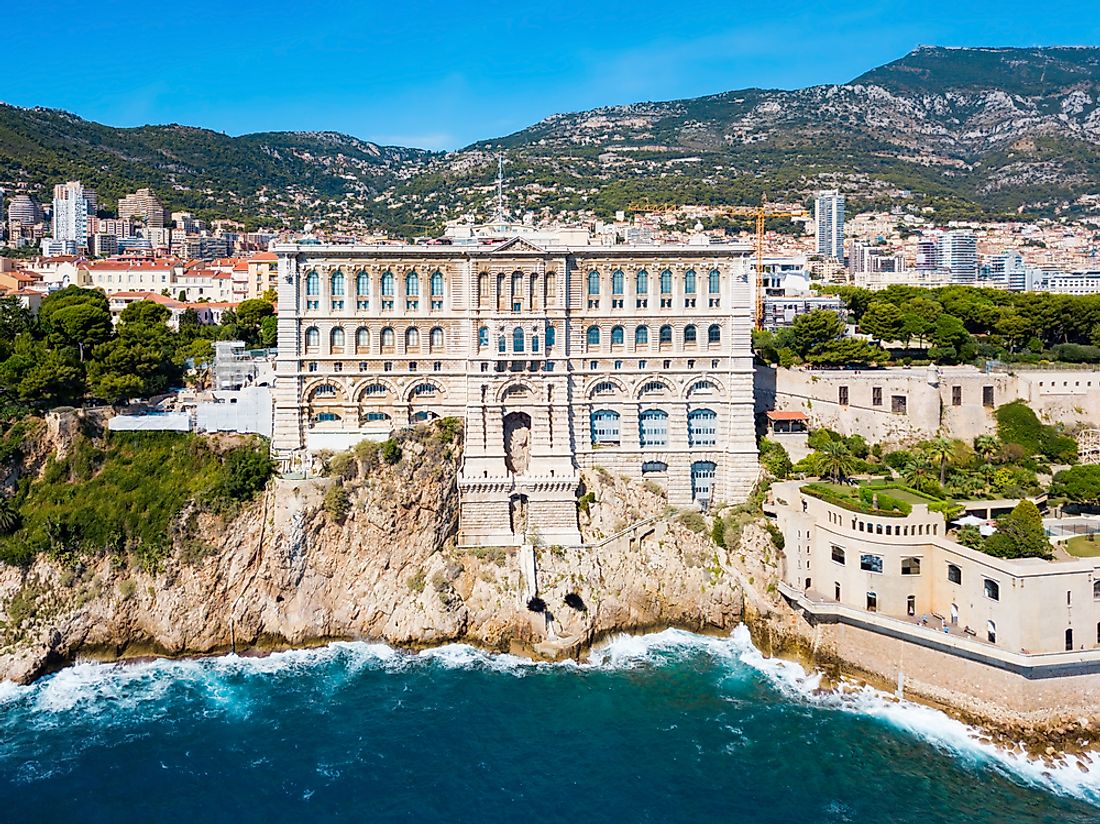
[503,412,532,475]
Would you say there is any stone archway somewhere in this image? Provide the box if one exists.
[503,411,532,475]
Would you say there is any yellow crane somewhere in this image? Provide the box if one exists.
[628,198,808,328]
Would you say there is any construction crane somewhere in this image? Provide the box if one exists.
[627,198,808,328]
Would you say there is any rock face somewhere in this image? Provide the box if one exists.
[0,425,750,683]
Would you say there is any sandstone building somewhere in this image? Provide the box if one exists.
[271,238,760,546]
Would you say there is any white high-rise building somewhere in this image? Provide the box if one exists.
[814,190,845,261]
[941,230,978,283]
[51,181,96,247]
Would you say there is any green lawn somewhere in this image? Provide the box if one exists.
[1063,535,1100,557]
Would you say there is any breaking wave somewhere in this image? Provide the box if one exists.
[1,627,1098,809]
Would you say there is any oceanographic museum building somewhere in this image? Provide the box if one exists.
[271,237,760,546]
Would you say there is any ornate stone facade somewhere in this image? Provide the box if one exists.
[272,237,759,546]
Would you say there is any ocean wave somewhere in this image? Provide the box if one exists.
[3,628,1100,805]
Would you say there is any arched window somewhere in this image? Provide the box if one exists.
[592,380,618,396]
[639,409,669,447]
[708,269,720,294]
[306,271,320,296]
[405,271,420,296]
[478,326,489,348]
[430,327,444,349]
[660,269,672,295]
[684,324,697,345]
[356,271,369,296]
[587,270,600,296]
[304,326,320,350]
[684,269,696,294]
[360,382,387,397]
[381,327,395,349]
[641,460,667,474]
[312,383,337,397]
[331,270,345,296]
[330,327,345,351]
[355,327,369,353]
[546,325,556,348]
[405,327,420,349]
[636,270,649,295]
[635,325,649,346]
[611,325,625,346]
[513,326,525,352]
[411,382,437,396]
[688,408,718,447]
[381,271,395,296]
[659,324,673,345]
[430,271,443,297]
[498,334,506,353]
[586,326,601,347]
[478,272,489,306]
[591,410,621,445]
[612,270,624,295]
[986,620,997,644]
[708,324,721,345]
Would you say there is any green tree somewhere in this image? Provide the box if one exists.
[758,438,792,479]
[984,500,1052,560]
[859,302,904,342]
[0,297,34,361]
[259,314,278,347]
[925,437,955,486]
[234,298,275,346]
[1050,465,1100,505]
[805,337,889,367]
[813,439,857,482]
[38,287,113,357]
[974,434,1000,463]
[778,310,846,359]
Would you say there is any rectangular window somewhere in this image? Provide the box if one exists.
[872,387,882,407]
[947,564,962,584]
[891,395,907,415]
[838,386,849,406]
[866,592,878,612]
[831,546,845,565]
[860,554,883,573]
[901,557,921,575]
[952,385,962,406]
[983,385,994,407]
[983,578,1000,601]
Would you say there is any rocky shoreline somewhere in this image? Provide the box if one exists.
[1,420,1098,765]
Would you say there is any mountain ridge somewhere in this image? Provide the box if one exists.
[2,45,1099,231]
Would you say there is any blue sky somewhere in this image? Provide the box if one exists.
[5,1,1098,150]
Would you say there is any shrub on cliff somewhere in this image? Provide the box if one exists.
[323,482,351,523]
[758,438,792,480]
[380,438,402,465]
[210,444,275,504]
[995,401,1077,463]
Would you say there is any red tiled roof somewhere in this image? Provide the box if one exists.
[766,410,808,421]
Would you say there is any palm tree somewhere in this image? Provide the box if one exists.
[974,434,1000,463]
[925,437,955,486]
[902,454,935,492]
[0,498,18,536]
[815,440,857,483]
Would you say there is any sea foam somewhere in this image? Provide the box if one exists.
[2,628,1099,806]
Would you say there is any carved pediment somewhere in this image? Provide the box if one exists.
[491,237,546,254]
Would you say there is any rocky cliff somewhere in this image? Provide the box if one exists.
[0,421,766,683]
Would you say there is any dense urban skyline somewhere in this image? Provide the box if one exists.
[3,1,1099,149]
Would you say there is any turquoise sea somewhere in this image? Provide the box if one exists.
[1,627,1098,822]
